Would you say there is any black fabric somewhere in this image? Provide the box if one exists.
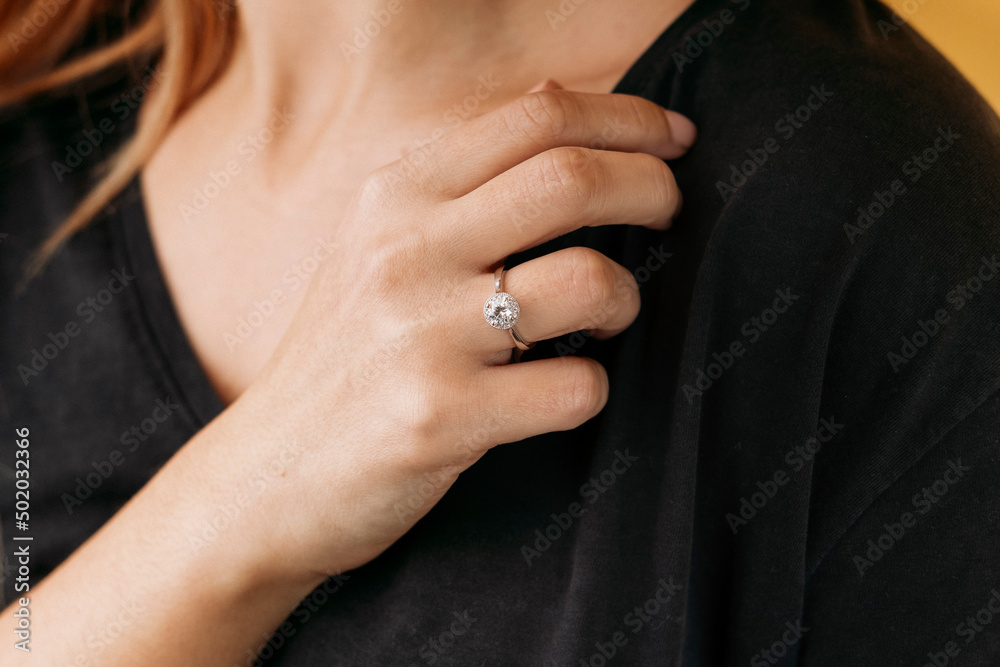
[3,0,1000,664]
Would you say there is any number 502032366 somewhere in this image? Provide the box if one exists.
[13,426,32,652]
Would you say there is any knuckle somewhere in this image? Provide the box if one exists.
[362,236,419,292]
[360,211,440,287]
[644,154,679,208]
[357,168,397,208]
[454,405,504,459]
[407,389,450,444]
[561,247,618,314]
[619,95,654,134]
[365,236,404,272]
[404,374,471,448]
[508,90,573,143]
[559,358,608,422]
[538,146,598,209]
[615,271,641,316]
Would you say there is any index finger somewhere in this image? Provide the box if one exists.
[391,89,696,199]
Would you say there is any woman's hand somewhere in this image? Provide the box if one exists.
[227,83,696,580]
[4,82,695,667]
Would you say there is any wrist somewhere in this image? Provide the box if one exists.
[186,392,340,588]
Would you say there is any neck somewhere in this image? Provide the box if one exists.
[227,0,694,125]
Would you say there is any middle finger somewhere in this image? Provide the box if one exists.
[445,146,680,265]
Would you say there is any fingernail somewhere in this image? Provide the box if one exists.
[527,79,564,93]
[664,110,697,149]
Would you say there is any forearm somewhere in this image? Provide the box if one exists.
[1,407,325,666]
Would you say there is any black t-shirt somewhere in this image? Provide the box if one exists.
[2,0,999,664]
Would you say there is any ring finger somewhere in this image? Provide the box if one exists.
[477,246,640,354]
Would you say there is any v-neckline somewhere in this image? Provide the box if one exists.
[112,176,228,427]
[109,0,714,429]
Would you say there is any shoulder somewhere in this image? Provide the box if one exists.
[646,0,1000,568]
[657,0,1000,302]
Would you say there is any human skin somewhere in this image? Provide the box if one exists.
[1,0,697,664]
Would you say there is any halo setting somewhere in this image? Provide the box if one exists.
[484,292,520,330]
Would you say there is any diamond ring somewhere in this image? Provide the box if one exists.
[483,265,535,351]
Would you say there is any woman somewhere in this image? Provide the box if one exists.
[2,0,999,664]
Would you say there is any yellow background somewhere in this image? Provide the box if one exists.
[884,0,1000,111]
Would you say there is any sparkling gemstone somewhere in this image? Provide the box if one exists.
[484,292,520,330]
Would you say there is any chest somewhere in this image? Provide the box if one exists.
[139,147,383,405]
